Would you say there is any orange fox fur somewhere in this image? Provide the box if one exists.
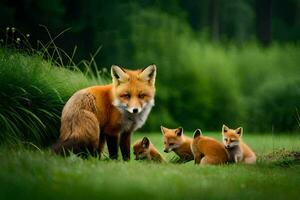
[222,125,256,164]
[133,137,165,162]
[52,65,156,160]
[191,129,229,165]
[161,126,194,162]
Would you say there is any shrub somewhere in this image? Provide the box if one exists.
[0,48,104,145]
[130,9,244,131]
[250,77,300,132]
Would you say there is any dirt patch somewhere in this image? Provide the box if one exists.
[265,148,300,167]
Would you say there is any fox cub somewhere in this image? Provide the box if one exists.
[191,129,229,165]
[222,125,256,164]
[52,65,156,161]
[161,126,194,162]
[133,137,165,162]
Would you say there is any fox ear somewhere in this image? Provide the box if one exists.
[222,124,229,134]
[111,65,129,85]
[175,127,183,136]
[139,64,156,86]
[235,127,243,136]
[141,137,150,148]
[193,129,202,138]
[160,126,167,135]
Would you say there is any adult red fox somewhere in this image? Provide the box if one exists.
[52,65,156,160]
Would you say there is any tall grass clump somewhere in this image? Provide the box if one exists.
[0,48,106,146]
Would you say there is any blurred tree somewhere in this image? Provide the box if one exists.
[272,0,300,42]
[220,0,255,43]
[0,0,65,45]
[180,0,210,32]
[256,0,272,45]
[211,0,220,41]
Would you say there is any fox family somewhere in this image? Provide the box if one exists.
[158,125,256,164]
[52,65,256,164]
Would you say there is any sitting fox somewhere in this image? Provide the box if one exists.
[161,126,194,162]
[133,137,165,162]
[222,125,256,164]
[52,65,156,160]
[191,129,229,165]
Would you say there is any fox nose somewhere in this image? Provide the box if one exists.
[132,108,138,113]
[164,149,168,153]
[226,145,230,148]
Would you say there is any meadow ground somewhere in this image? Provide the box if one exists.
[0,132,299,200]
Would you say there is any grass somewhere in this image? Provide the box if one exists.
[0,47,107,145]
[0,132,299,200]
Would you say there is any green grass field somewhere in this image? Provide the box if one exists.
[0,132,299,200]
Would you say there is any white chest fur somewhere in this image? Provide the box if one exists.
[118,101,154,133]
[228,146,243,163]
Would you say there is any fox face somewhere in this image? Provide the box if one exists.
[161,126,184,153]
[111,65,156,114]
[133,137,150,160]
[222,125,242,149]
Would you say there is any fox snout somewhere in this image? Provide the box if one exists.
[164,148,172,153]
[128,107,140,114]
[133,108,138,113]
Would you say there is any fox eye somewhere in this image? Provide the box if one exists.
[120,93,131,99]
[139,93,146,99]
[169,143,174,146]
[224,138,228,142]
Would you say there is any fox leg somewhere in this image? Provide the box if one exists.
[98,131,106,158]
[52,138,80,156]
[194,154,202,164]
[120,132,132,161]
[106,134,119,160]
[194,157,201,164]
[234,155,239,163]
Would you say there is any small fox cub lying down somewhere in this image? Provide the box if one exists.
[222,125,256,164]
[133,137,165,162]
[191,129,229,165]
[52,65,156,161]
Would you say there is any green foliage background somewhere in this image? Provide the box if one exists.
[0,0,300,145]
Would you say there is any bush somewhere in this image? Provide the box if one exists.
[251,77,300,132]
[0,48,104,145]
[130,9,244,131]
